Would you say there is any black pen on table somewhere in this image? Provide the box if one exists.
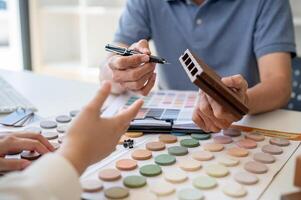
[105,44,170,65]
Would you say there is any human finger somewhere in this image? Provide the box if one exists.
[109,54,149,70]
[206,96,234,127]
[197,93,225,129]
[84,81,111,114]
[112,62,155,83]
[138,73,156,96]
[6,137,49,154]
[0,158,31,171]
[222,74,248,92]
[13,133,55,152]
[130,39,151,55]
[192,109,207,132]
[199,110,221,133]
[121,71,154,91]
[115,99,144,128]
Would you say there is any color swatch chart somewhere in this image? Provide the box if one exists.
[81,129,300,200]
[124,91,198,121]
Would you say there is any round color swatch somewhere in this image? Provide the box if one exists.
[149,180,175,196]
[81,179,103,193]
[204,164,229,178]
[171,132,186,136]
[104,187,129,199]
[227,147,249,157]
[237,139,257,149]
[55,115,71,123]
[155,154,176,166]
[269,138,290,147]
[24,127,42,134]
[193,175,217,190]
[191,133,211,140]
[21,151,41,160]
[179,159,202,172]
[192,151,214,161]
[58,135,65,144]
[69,110,80,117]
[40,121,57,129]
[131,149,152,160]
[146,141,165,151]
[178,188,204,200]
[168,146,188,156]
[262,144,283,155]
[123,175,146,188]
[244,161,268,174]
[253,152,276,164]
[213,135,233,144]
[129,191,157,200]
[180,139,200,148]
[41,132,58,140]
[125,132,143,138]
[245,132,265,142]
[159,134,177,143]
[98,168,121,181]
[222,182,247,198]
[223,128,241,137]
[203,143,224,152]
[56,125,68,134]
[116,159,137,171]
[139,164,162,177]
[164,169,188,183]
[234,171,258,185]
[217,156,239,167]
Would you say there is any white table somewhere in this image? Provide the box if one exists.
[1,69,301,200]
[0,69,100,117]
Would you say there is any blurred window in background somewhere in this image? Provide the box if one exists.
[29,0,125,83]
[0,0,25,71]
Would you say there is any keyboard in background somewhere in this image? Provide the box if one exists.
[0,77,37,114]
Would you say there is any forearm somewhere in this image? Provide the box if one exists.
[247,76,291,114]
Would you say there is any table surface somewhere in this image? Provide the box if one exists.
[1,69,301,200]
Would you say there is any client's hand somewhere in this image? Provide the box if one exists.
[192,74,249,133]
[58,81,143,175]
[0,133,54,172]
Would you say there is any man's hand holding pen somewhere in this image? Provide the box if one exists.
[105,39,157,96]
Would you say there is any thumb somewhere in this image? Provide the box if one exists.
[0,158,31,171]
[85,81,111,113]
[222,75,248,92]
[131,39,151,55]
[115,99,144,125]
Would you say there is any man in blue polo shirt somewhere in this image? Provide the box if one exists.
[101,0,296,132]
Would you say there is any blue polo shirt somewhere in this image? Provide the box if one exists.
[114,0,296,90]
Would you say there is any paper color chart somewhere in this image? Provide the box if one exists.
[124,91,198,121]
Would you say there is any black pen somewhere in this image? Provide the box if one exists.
[105,44,170,64]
